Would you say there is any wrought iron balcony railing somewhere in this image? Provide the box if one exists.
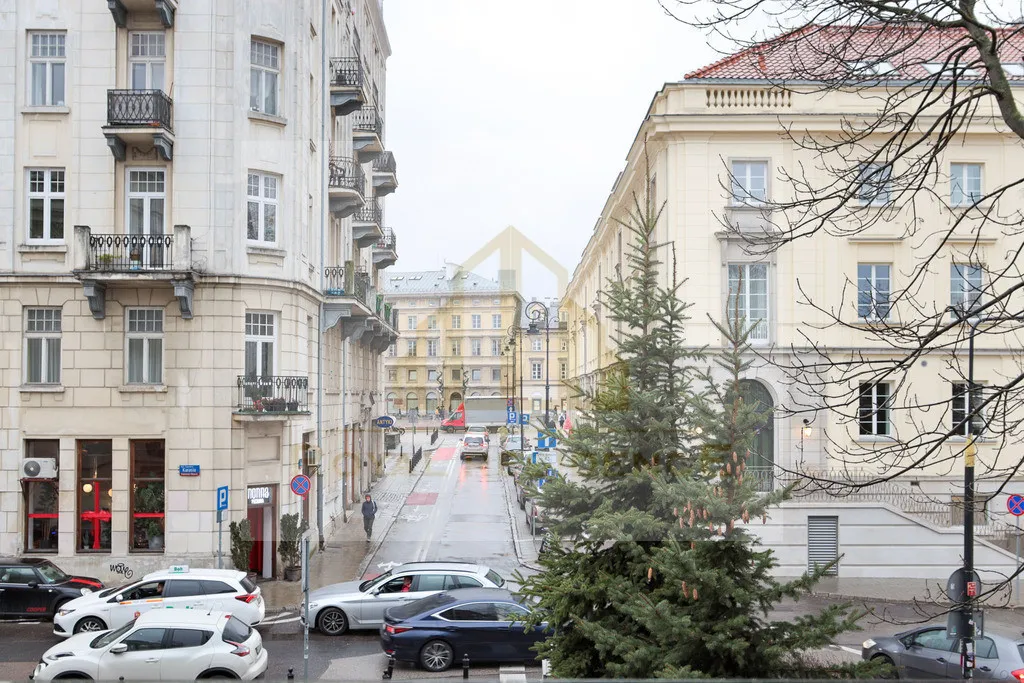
[352,106,383,136]
[324,265,348,295]
[328,157,365,195]
[376,227,396,251]
[354,271,370,304]
[354,198,382,224]
[373,151,396,174]
[88,233,173,272]
[236,375,309,413]
[329,58,365,89]
[107,89,173,130]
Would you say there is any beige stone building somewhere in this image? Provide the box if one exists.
[563,27,1024,578]
[0,0,399,579]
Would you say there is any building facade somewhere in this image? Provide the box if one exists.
[563,28,1024,578]
[0,0,399,580]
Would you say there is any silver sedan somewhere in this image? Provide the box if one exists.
[862,624,1024,679]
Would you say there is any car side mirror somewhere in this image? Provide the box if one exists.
[114,594,124,602]
[110,644,128,654]
[27,581,38,589]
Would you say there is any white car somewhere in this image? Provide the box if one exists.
[53,567,264,638]
[33,610,268,682]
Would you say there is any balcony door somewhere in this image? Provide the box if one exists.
[129,32,165,92]
[126,169,166,268]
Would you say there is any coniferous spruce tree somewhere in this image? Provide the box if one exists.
[518,154,878,679]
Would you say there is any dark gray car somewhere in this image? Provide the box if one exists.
[862,624,1024,679]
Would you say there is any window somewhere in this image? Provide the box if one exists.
[250,39,280,115]
[730,160,767,205]
[471,314,482,329]
[442,603,498,621]
[246,172,278,244]
[471,369,481,381]
[856,163,892,205]
[492,314,502,329]
[407,315,417,330]
[27,169,64,241]
[24,439,59,552]
[471,339,481,356]
[560,339,567,352]
[456,576,483,588]
[388,344,396,358]
[25,308,61,384]
[77,440,113,552]
[951,264,983,316]
[131,440,165,552]
[200,580,237,594]
[427,370,438,382]
[0,567,40,584]
[427,339,438,357]
[858,383,891,436]
[28,32,65,106]
[856,264,890,320]
[952,383,986,437]
[126,169,167,267]
[124,628,167,652]
[406,393,419,414]
[163,580,203,598]
[427,315,437,330]
[451,339,462,355]
[169,629,213,649]
[950,163,982,206]
[408,370,417,381]
[727,264,769,342]
[406,340,417,356]
[451,368,460,381]
[560,362,567,380]
[222,616,252,644]
[532,338,542,352]
[126,309,163,385]
[129,32,165,91]
[491,339,501,356]
[492,368,501,381]
[495,603,531,621]
[451,315,461,329]
[532,362,542,380]
[244,312,275,377]
[387,369,397,382]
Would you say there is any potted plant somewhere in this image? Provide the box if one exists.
[264,397,286,412]
[229,519,254,573]
[97,253,115,270]
[133,482,165,550]
[129,246,142,270]
[286,399,300,412]
[278,513,308,581]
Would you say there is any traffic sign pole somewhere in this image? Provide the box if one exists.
[1008,494,1024,604]
[216,486,229,569]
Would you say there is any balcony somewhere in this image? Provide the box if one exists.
[103,89,174,161]
[352,106,384,162]
[323,263,373,335]
[373,227,398,269]
[234,375,310,421]
[353,198,384,248]
[108,0,176,28]
[329,57,366,117]
[328,157,365,218]
[372,152,398,197]
[72,225,195,321]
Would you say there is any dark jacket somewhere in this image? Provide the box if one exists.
[361,500,378,518]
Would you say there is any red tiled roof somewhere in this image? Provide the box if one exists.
[684,24,1024,81]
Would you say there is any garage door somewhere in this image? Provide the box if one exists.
[807,516,839,575]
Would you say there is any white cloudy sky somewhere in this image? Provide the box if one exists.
[380,0,719,299]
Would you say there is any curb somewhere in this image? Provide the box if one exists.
[503,463,542,573]
[811,590,1024,610]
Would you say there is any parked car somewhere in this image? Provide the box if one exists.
[307,562,506,636]
[460,435,489,460]
[380,588,549,672]
[465,424,490,443]
[862,624,1024,679]
[53,567,263,637]
[526,499,547,536]
[33,611,268,682]
[0,557,103,619]
[501,436,531,468]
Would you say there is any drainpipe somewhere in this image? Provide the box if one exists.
[316,0,327,551]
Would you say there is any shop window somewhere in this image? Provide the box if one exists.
[24,439,59,552]
[131,440,165,552]
[77,441,112,552]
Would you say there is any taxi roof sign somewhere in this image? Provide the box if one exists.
[168,565,190,574]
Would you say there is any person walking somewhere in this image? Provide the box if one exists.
[361,494,378,542]
[558,412,566,430]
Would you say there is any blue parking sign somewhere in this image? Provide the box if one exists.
[520,413,530,425]
[507,411,518,424]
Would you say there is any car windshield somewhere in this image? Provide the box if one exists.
[91,620,135,649]
[360,570,391,592]
[97,584,126,598]
[389,592,457,621]
[36,562,70,583]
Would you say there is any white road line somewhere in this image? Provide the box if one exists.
[260,615,301,625]
[414,453,459,561]
[831,644,862,655]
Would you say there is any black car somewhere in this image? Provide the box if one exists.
[0,557,103,618]
[380,588,547,672]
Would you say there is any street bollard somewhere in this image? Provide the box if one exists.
[382,655,395,680]
[287,668,294,680]
[463,654,470,679]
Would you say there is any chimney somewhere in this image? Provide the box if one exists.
[444,262,458,280]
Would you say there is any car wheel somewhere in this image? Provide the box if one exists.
[73,616,107,633]
[419,639,454,672]
[317,607,348,636]
[197,671,239,680]
[871,654,897,679]
[53,673,93,681]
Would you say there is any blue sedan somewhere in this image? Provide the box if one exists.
[380,588,547,672]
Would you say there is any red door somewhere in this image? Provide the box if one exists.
[247,507,263,574]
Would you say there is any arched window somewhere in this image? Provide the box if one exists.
[448,392,462,411]
[738,379,774,470]
[386,392,397,414]
[425,392,437,414]
[406,392,419,416]
[490,391,502,397]
[470,391,480,397]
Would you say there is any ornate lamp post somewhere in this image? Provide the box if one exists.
[526,300,551,430]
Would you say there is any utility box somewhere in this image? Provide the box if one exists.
[385,433,399,450]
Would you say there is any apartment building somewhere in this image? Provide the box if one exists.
[563,27,1024,578]
[0,0,399,580]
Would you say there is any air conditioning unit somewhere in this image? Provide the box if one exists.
[22,458,58,480]
[303,446,320,469]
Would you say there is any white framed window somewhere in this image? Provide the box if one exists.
[491,368,501,382]
[471,314,481,329]
[427,339,438,357]
[951,163,982,206]
[250,38,280,116]
[388,369,397,382]
[531,362,542,381]
[388,344,396,358]
[427,315,437,330]
[28,32,66,107]
[858,382,891,436]
[427,370,438,382]
[408,370,417,381]
[532,338,542,352]
[727,263,770,343]
[471,339,481,356]
[856,163,892,206]
[560,362,567,380]
[492,314,502,329]
[491,339,501,356]
[244,312,275,378]
[24,308,61,384]
[471,369,481,381]
[451,339,462,355]
[951,264,983,316]
[952,383,987,437]
[451,315,461,329]
[127,169,166,267]
[730,160,767,205]
[247,172,278,244]
[125,308,163,385]
[407,315,417,330]
[129,32,165,91]
[857,264,891,320]
[560,339,567,352]
[27,169,65,242]
[406,340,417,356]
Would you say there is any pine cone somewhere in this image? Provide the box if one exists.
[733,452,738,463]
[681,580,687,594]
[647,567,653,581]
[727,463,733,475]
[692,588,698,600]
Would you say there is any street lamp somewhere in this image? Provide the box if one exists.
[506,324,524,458]
[526,300,552,431]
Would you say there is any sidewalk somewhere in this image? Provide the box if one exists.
[258,433,443,612]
